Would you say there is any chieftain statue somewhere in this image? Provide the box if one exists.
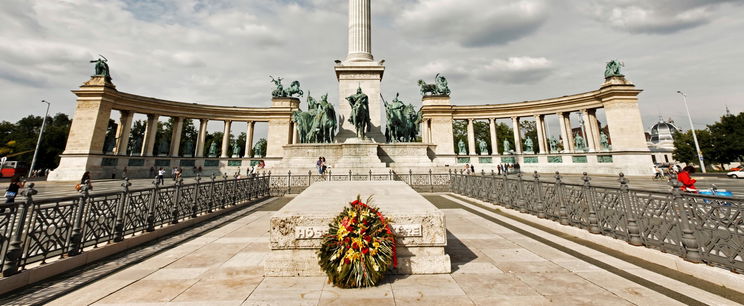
[208,141,218,157]
[253,138,267,158]
[417,73,451,96]
[604,60,624,78]
[549,137,558,153]
[503,140,512,154]
[292,93,338,144]
[270,76,304,98]
[524,137,534,153]
[600,132,611,151]
[382,93,422,143]
[574,133,587,151]
[90,55,111,81]
[457,139,467,155]
[346,86,372,139]
[478,139,489,155]
[231,141,241,157]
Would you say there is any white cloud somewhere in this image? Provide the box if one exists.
[582,0,741,34]
[398,0,547,47]
[414,57,553,84]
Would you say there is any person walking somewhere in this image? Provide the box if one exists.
[316,157,323,175]
[4,177,25,204]
[156,168,165,185]
[321,157,327,175]
[79,171,93,192]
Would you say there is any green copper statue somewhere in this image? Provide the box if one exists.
[457,139,467,155]
[270,76,304,98]
[208,141,218,157]
[524,137,534,153]
[253,138,267,158]
[90,55,111,81]
[346,87,371,139]
[549,137,558,153]
[600,132,610,151]
[292,93,337,144]
[382,93,421,143]
[417,73,451,96]
[231,141,241,157]
[604,60,624,78]
[478,139,489,155]
[574,133,587,151]
[503,140,511,154]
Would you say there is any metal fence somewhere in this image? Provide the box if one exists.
[451,171,744,273]
[267,169,452,195]
[3,168,741,278]
[0,173,270,277]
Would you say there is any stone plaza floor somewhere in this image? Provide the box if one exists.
[42,194,743,306]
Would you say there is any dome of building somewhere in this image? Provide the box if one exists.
[649,118,680,144]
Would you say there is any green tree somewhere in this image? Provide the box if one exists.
[708,112,744,167]
[0,113,71,172]
[127,120,146,155]
[452,120,467,154]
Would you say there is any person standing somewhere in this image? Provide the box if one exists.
[470,164,475,175]
[156,168,165,185]
[316,157,323,174]
[5,177,25,204]
[321,157,327,175]
[79,171,93,191]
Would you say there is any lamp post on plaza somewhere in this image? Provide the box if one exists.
[29,100,51,178]
[676,91,706,173]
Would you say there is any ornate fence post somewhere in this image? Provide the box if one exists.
[428,169,433,192]
[208,174,215,213]
[583,173,600,234]
[481,169,485,176]
[348,169,352,181]
[369,169,373,181]
[556,172,569,225]
[191,174,201,218]
[672,178,702,263]
[287,170,292,194]
[389,169,393,181]
[619,173,643,246]
[114,178,131,242]
[266,171,272,197]
[408,169,413,185]
[501,171,510,209]
[68,180,90,256]
[232,173,239,205]
[171,178,183,224]
[221,173,229,208]
[146,179,160,232]
[534,172,546,219]
[517,172,527,213]
[309,170,313,188]
[2,183,36,276]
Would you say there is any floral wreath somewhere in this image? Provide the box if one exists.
[317,195,397,288]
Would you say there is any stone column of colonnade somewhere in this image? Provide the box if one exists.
[141,114,159,156]
[466,119,476,155]
[244,121,254,157]
[580,110,597,152]
[534,115,547,154]
[588,110,602,150]
[113,110,133,155]
[557,112,571,153]
[196,119,208,158]
[169,117,184,157]
[511,117,522,154]
[221,120,232,158]
[488,118,498,155]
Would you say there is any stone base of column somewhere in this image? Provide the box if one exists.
[335,63,385,143]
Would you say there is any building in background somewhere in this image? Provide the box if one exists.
[647,117,680,165]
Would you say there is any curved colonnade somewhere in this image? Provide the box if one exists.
[49,75,652,181]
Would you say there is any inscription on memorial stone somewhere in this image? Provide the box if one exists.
[293,224,423,240]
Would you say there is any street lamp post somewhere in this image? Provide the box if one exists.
[676,91,706,173]
[29,100,51,178]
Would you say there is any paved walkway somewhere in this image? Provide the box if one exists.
[45,194,742,305]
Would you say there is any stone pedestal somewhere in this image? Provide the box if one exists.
[335,63,386,143]
[265,181,451,276]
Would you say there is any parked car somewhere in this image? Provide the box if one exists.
[727,170,744,179]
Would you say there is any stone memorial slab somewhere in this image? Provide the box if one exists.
[265,181,451,276]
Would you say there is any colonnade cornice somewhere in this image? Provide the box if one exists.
[73,88,293,122]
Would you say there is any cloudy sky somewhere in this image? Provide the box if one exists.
[1,0,743,134]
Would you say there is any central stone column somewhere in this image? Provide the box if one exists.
[335,0,385,143]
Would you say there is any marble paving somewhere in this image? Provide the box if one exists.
[47,195,721,305]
